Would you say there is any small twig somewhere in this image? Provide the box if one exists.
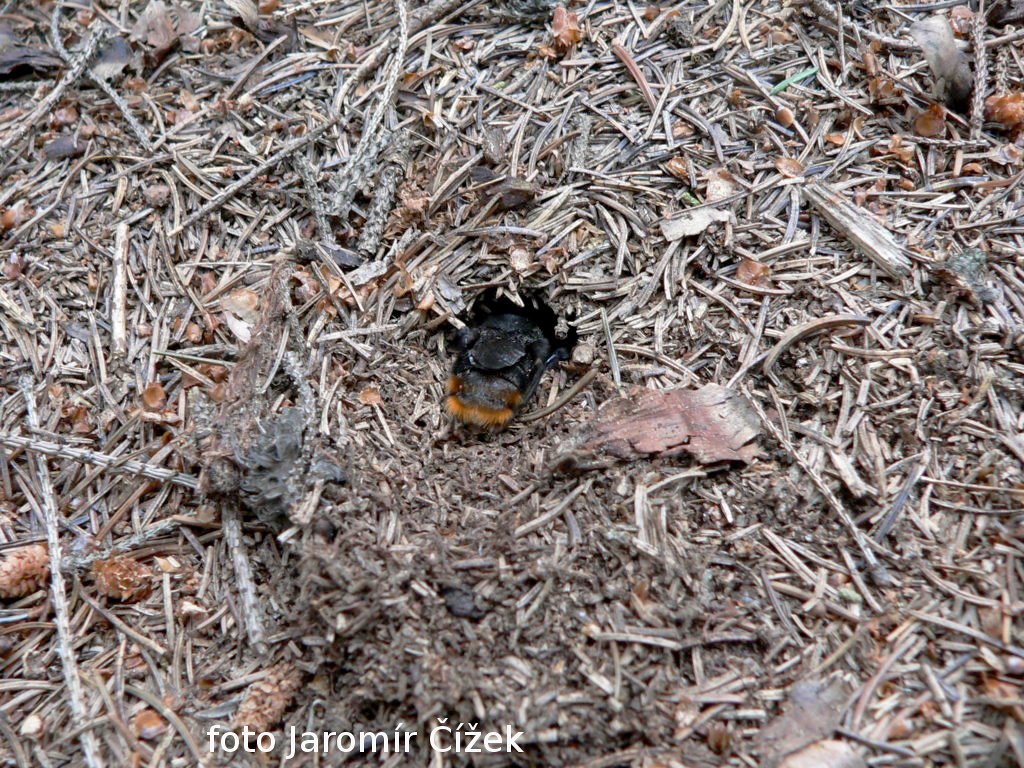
[0,432,199,489]
[19,377,105,768]
[331,0,410,219]
[521,368,598,423]
[356,133,408,257]
[60,518,180,574]
[110,222,129,359]
[222,503,267,652]
[295,154,336,247]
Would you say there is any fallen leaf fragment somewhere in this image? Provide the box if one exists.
[914,103,947,137]
[142,382,167,411]
[131,1,199,63]
[705,167,737,201]
[92,557,154,602]
[779,740,866,768]
[358,386,383,406]
[19,713,44,739]
[774,156,804,178]
[736,258,770,287]
[985,93,1024,130]
[556,383,762,470]
[660,208,733,240]
[132,709,167,740]
[0,25,62,78]
[664,156,688,180]
[756,678,853,767]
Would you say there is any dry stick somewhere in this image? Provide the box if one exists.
[168,117,340,236]
[970,0,988,140]
[0,432,199,489]
[19,377,105,768]
[741,385,884,579]
[50,8,153,153]
[521,368,599,423]
[222,503,266,652]
[111,222,129,358]
[0,29,104,159]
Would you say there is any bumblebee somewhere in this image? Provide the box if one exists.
[445,290,576,428]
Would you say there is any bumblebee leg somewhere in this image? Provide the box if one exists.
[519,354,552,407]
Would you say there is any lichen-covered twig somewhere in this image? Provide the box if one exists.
[0,432,199,489]
[19,377,105,768]
[331,0,410,219]
[971,1,989,139]
[356,130,408,258]
[50,8,153,152]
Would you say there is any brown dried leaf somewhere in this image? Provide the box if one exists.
[358,386,383,406]
[949,5,974,36]
[0,201,34,230]
[774,157,804,178]
[493,178,537,211]
[222,287,261,323]
[664,156,688,180]
[226,0,297,46]
[130,2,200,62]
[736,258,770,287]
[0,544,49,599]
[131,709,167,740]
[552,6,582,52]
[142,382,167,411]
[92,557,154,602]
[757,678,853,767]
[985,93,1024,129]
[234,662,302,732]
[558,384,762,468]
[887,135,915,164]
[914,104,947,137]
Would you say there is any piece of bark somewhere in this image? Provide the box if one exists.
[556,383,761,471]
[803,182,912,278]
